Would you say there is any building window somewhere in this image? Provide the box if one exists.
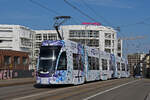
[14,56,20,66]
[20,38,31,47]
[94,31,99,37]
[87,39,99,47]
[48,34,57,40]
[36,42,41,48]
[69,30,74,37]
[105,33,111,38]
[105,40,111,47]
[105,49,111,53]
[22,57,28,65]
[0,30,13,32]
[36,34,42,40]
[112,49,114,53]
[69,30,99,38]
[35,50,39,57]
[112,40,114,47]
[43,34,47,40]
[118,46,121,51]
[4,56,11,66]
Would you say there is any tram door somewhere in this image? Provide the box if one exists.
[72,53,85,85]
[110,54,118,78]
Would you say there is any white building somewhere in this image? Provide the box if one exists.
[0,24,35,69]
[34,30,58,58]
[60,25,120,56]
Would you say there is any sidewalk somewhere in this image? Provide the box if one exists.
[0,77,36,87]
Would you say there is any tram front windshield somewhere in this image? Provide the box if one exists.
[38,46,61,71]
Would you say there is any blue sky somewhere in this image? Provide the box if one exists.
[0,0,150,55]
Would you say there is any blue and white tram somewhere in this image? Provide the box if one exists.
[36,40,85,85]
[36,40,129,85]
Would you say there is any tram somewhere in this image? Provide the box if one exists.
[36,40,129,85]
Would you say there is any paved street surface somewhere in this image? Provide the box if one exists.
[0,78,35,87]
[0,78,150,100]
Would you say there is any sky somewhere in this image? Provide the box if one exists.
[0,0,150,55]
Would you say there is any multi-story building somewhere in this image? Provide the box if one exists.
[34,30,58,59]
[0,24,35,69]
[127,53,146,76]
[0,24,123,70]
[60,25,120,56]
[0,49,29,70]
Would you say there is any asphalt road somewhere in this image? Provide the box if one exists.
[0,78,149,100]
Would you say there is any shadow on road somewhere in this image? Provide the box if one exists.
[33,84,73,89]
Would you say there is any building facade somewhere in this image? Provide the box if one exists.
[0,49,29,70]
[0,24,123,69]
[0,25,35,69]
[127,53,146,76]
[60,25,121,56]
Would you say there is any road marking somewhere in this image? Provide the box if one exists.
[83,80,139,100]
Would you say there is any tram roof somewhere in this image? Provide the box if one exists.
[41,40,65,46]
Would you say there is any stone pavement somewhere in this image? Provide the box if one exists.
[0,77,36,87]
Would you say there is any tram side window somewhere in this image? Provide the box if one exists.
[57,52,67,70]
[88,56,92,70]
[88,56,99,70]
[73,54,78,70]
[109,60,113,70]
[73,54,83,70]
[96,58,99,70]
[117,62,120,71]
[121,63,125,71]
[102,59,107,70]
